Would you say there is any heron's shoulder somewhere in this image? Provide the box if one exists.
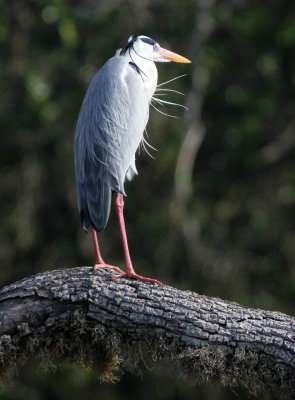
[104,56,142,77]
[88,56,136,90]
[104,55,130,70]
[102,56,144,91]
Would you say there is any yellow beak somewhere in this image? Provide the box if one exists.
[158,47,191,63]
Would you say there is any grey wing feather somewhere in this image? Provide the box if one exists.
[125,158,138,181]
[74,56,149,232]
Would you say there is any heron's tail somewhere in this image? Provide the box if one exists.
[80,182,112,233]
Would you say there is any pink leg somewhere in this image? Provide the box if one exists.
[91,226,124,274]
[111,193,162,285]
[92,226,104,264]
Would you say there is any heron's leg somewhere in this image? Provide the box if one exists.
[92,226,124,273]
[111,193,162,285]
[92,226,104,264]
[114,193,135,273]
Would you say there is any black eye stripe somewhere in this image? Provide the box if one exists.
[120,36,157,56]
[140,37,156,46]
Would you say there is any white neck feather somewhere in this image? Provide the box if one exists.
[124,51,158,103]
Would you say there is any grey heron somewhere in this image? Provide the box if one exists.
[75,35,190,284]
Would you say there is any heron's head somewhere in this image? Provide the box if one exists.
[120,35,191,64]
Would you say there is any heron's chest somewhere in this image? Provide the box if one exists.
[142,62,158,102]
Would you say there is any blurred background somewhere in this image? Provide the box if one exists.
[1,0,295,398]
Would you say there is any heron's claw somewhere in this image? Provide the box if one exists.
[110,272,163,286]
[94,263,125,274]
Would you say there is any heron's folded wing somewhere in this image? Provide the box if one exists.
[74,56,149,230]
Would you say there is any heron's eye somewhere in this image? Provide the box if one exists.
[153,44,159,51]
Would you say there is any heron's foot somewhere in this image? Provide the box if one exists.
[110,271,163,286]
[94,263,125,274]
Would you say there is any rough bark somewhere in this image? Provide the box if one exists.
[0,267,295,397]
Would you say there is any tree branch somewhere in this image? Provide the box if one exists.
[1,267,295,396]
